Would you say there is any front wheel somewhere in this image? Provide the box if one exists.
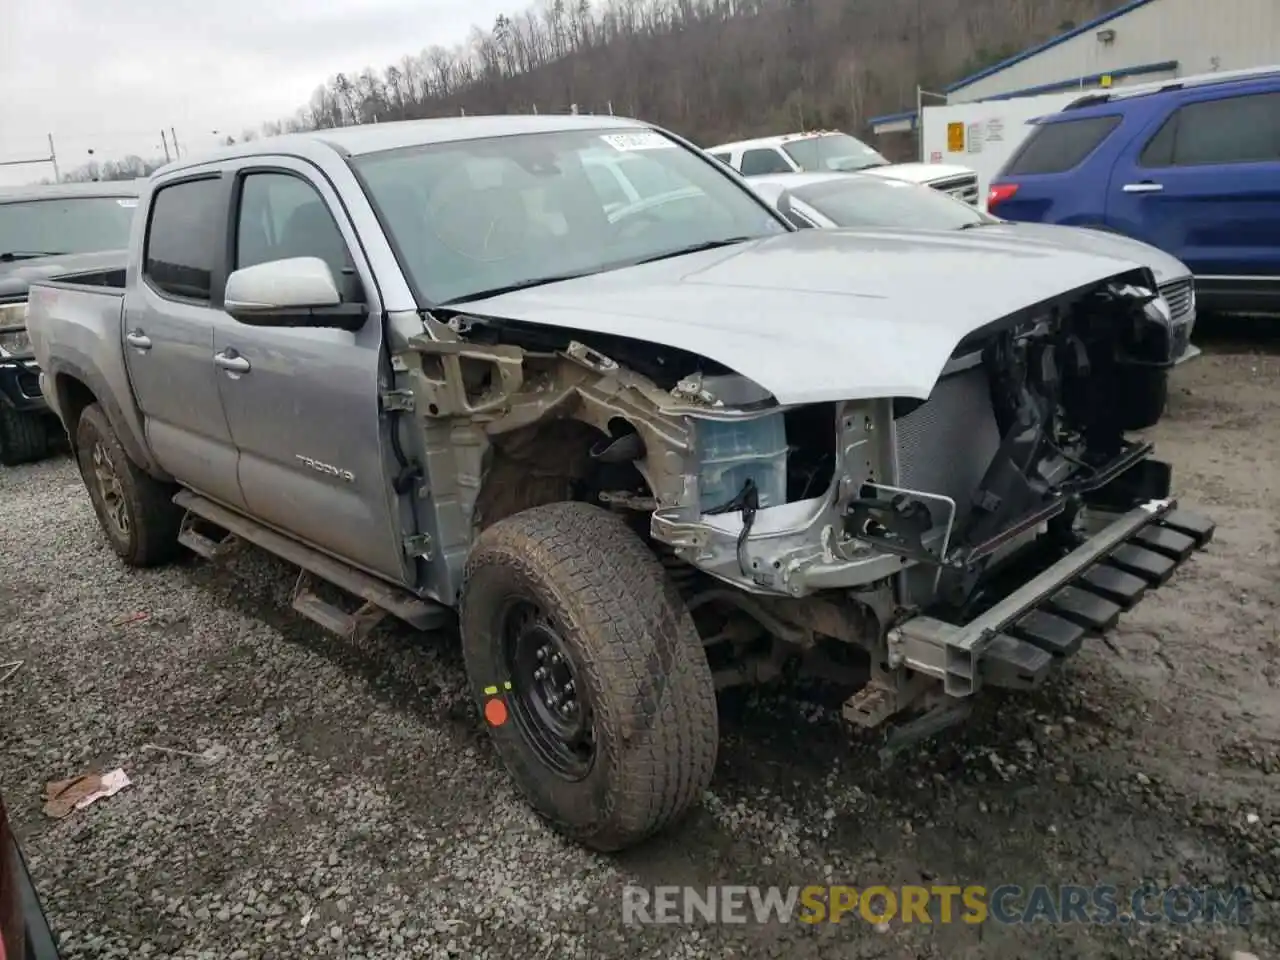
[74,403,183,567]
[460,501,719,852]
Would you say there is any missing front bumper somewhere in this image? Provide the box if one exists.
[888,499,1215,697]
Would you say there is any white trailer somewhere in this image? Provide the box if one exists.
[920,91,1084,206]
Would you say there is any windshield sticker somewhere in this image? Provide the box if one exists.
[116,198,138,208]
[599,131,675,152]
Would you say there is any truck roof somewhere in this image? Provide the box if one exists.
[155,114,654,177]
[0,179,146,203]
[706,131,845,153]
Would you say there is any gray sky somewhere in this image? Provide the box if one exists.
[0,0,520,186]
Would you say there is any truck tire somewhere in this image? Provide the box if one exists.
[460,501,718,852]
[74,403,183,567]
[0,406,49,466]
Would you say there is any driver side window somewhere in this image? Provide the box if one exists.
[235,172,352,285]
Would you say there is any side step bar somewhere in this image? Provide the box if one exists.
[173,491,451,641]
[890,500,1215,697]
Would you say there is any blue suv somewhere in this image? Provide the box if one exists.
[988,68,1280,316]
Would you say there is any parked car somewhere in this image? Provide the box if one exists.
[747,170,1199,361]
[986,65,1280,316]
[27,115,1213,853]
[0,793,60,960]
[707,131,982,205]
[0,180,142,465]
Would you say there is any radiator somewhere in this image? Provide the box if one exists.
[893,365,1003,606]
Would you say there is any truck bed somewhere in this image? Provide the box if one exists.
[25,275,138,455]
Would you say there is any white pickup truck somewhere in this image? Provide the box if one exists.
[706,131,982,205]
[25,115,1214,852]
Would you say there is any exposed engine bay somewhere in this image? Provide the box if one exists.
[397,268,1184,724]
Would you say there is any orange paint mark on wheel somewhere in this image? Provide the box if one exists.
[484,697,508,727]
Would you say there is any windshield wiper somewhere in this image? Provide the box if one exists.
[630,236,755,266]
[0,250,66,262]
[956,221,1000,230]
[438,237,757,306]
[438,270,601,306]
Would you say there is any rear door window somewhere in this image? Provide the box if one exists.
[1002,115,1122,175]
[144,177,223,301]
[1140,91,1280,167]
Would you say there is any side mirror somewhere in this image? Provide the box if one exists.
[224,257,366,332]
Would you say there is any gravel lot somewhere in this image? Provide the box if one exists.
[2,331,1278,960]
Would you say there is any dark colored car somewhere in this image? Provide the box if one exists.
[986,66,1280,316]
[0,795,59,960]
[0,181,140,465]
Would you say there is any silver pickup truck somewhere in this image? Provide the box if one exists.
[26,115,1214,852]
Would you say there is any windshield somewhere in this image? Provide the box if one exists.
[780,133,889,172]
[790,177,997,230]
[0,196,137,257]
[351,127,789,305]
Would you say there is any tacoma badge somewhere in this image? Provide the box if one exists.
[295,455,355,483]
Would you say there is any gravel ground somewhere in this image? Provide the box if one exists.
[2,330,1279,959]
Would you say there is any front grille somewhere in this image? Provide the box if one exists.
[894,366,1002,605]
[1158,277,1195,357]
[1159,277,1194,324]
[929,174,980,206]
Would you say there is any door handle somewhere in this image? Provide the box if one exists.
[214,350,251,374]
[125,330,152,350]
[1122,182,1164,193]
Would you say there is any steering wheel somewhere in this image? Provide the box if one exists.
[610,206,669,240]
[426,174,533,263]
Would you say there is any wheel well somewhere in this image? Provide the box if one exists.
[56,375,97,448]
[471,418,646,534]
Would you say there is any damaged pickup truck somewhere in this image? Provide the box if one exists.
[25,115,1215,852]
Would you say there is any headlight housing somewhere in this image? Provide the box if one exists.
[0,301,31,357]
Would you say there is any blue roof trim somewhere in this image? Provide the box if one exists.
[979,60,1179,101]
[867,109,918,127]
[866,60,1177,131]
[944,0,1161,93]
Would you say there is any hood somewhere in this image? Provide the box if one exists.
[965,222,1190,286]
[0,249,127,301]
[453,228,1151,405]
[861,162,976,186]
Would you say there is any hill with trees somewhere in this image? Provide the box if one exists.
[60,0,1124,180]
[278,0,1124,149]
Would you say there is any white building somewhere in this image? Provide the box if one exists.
[869,0,1280,136]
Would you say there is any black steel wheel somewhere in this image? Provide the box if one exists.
[460,501,719,852]
[502,599,596,780]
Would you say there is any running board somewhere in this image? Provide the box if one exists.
[173,491,451,635]
[178,521,241,559]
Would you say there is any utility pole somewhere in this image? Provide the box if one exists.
[160,130,171,163]
[170,127,181,158]
[0,136,60,182]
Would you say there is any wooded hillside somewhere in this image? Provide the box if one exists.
[277,0,1124,147]
[61,0,1125,180]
